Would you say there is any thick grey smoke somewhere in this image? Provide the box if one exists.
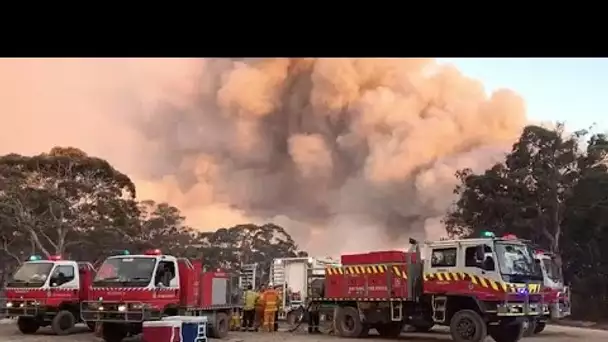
[0,58,526,254]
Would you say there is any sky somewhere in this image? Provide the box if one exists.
[438,58,608,132]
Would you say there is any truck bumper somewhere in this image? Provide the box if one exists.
[0,299,43,317]
[81,301,160,323]
[550,302,571,319]
[495,302,549,317]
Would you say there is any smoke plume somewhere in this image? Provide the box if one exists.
[0,58,526,254]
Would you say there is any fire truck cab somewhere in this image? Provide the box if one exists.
[81,249,244,342]
[309,232,547,342]
[525,249,570,335]
[1,255,96,335]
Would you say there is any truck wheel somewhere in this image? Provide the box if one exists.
[534,321,546,334]
[335,306,363,338]
[17,317,39,334]
[51,310,75,335]
[522,317,537,337]
[211,312,229,338]
[488,321,524,342]
[101,323,127,342]
[449,310,487,342]
[376,322,404,338]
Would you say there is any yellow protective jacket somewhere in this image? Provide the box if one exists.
[243,290,259,310]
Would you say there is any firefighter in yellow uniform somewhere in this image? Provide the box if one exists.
[242,284,259,331]
[261,283,279,332]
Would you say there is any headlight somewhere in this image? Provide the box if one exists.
[98,306,105,311]
[19,303,25,308]
[130,303,144,310]
[118,305,127,312]
[5,302,12,308]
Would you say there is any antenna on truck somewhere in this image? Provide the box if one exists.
[406,238,422,302]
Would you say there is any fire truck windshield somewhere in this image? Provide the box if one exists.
[495,242,543,282]
[93,257,156,286]
[7,262,54,287]
[542,257,563,283]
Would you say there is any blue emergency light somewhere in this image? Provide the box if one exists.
[28,255,42,261]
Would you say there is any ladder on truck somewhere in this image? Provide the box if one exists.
[238,263,258,290]
[270,260,287,319]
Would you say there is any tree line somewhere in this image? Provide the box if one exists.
[445,123,608,321]
[4,126,608,322]
[0,147,306,286]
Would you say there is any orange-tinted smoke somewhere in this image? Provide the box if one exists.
[0,58,526,255]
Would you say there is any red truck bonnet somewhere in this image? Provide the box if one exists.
[5,287,80,306]
[5,288,49,301]
[88,287,160,302]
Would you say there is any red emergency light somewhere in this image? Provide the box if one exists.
[144,249,162,255]
[502,234,517,240]
[48,255,62,261]
[535,249,545,255]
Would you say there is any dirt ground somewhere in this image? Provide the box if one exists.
[1,321,607,342]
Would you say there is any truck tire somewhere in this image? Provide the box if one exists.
[17,317,39,334]
[51,310,75,335]
[522,317,537,337]
[335,306,363,338]
[376,322,404,338]
[211,312,229,338]
[449,309,487,342]
[101,322,127,342]
[488,321,524,342]
[534,321,546,334]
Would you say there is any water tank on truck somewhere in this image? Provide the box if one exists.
[270,256,338,321]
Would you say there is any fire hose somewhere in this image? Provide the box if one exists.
[286,303,334,334]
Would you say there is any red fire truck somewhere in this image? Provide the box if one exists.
[524,249,570,336]
[306,232,547,342]
[81,249,244,342]
[1,255,96,335]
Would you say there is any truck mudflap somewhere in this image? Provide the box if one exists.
[0,298,42,317]
[80,300,160,322]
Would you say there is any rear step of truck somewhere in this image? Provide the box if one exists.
[390,301,403,321]
[432,296,447,323]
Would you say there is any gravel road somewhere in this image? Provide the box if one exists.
[0,321,607,342]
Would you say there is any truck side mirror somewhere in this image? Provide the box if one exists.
[483,257,496,271]
[475,246,485,261]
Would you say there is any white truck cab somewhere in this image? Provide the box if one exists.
[92,249,180,289]
[6,255,81,290]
